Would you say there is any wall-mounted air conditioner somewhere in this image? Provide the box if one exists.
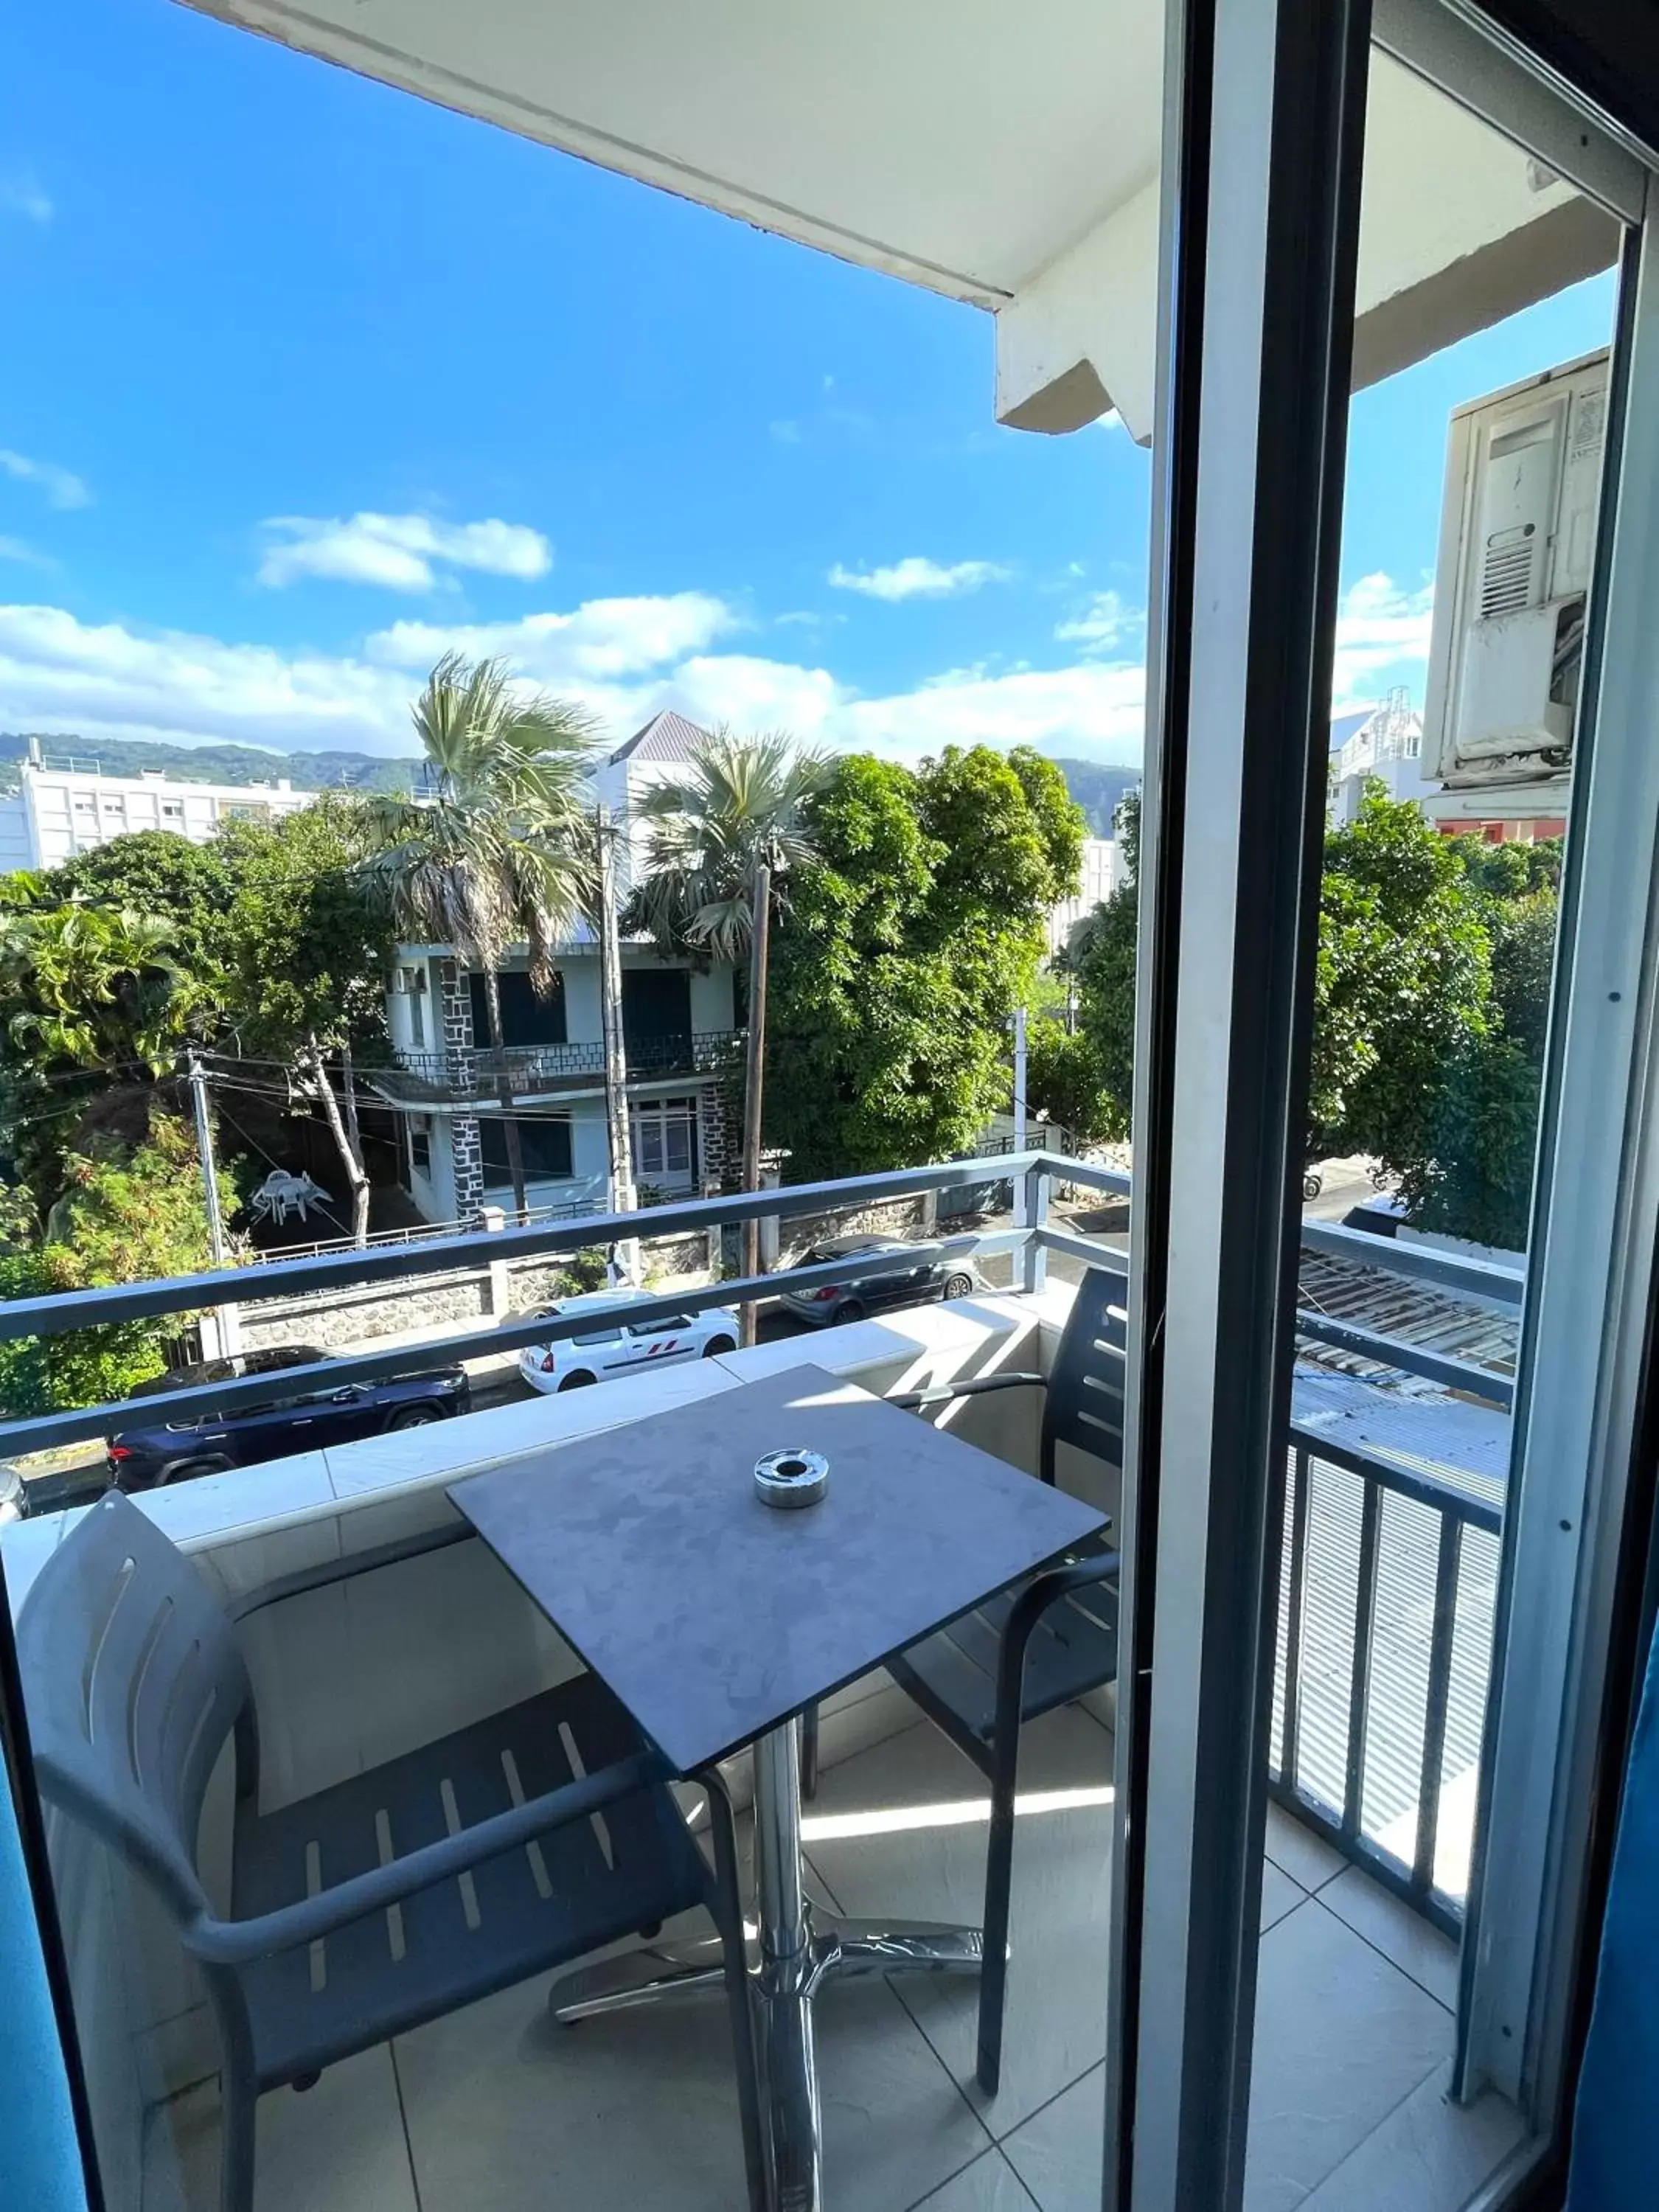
[391,965,428,996]
[1422,348,1608,792]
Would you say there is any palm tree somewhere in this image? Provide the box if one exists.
[634,728,830,1338]
[361,652,597,1222]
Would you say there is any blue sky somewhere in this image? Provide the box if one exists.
[0,1,1618,767]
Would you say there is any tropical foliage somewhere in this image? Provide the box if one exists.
[1067,785,1557,1250]
[0,1113,239,1415]
[765,747,1085,1178]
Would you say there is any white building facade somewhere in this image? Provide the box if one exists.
[1047,834,1123,953]
[373,712,742,1226]
[0,745,316,872]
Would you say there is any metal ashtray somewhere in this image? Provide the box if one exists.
[754,1447,830,1510]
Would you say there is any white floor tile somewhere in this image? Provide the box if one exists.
[1261,1860,1306,1932]
[1001,2065,1106,2212]
[1317,1865,1461,2010]
[1245,1899,1453,2212]
[1265,1801,1347,1893]
[144,2047,419,2212]
[393,1966,991,2212]
[802,1709,1116,2137]
[1296,2062,1528,2212]
[911,2145,1042,2210]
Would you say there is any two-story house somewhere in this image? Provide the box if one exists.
[367,714,742,1225]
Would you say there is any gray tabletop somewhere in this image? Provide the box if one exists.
[449,1363,1107,1775]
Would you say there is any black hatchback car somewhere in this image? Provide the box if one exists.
[107,1345,470,1490]
[777,1235,985,1326]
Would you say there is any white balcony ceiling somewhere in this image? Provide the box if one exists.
[192,0,1619,439]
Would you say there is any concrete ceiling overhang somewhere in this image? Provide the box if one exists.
[191,0,1621,439]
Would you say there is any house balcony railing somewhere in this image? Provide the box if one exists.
[375,1028,744,1106]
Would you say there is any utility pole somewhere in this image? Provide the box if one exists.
[188,1049,229,1267]
[1011,1005,1030,1233]
[187,1049,240,1355]
[595,803,639,1282]
[739,862,772,1348]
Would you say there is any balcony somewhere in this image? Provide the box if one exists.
[0,1161,1527,2212]
[373,1029,745,1108]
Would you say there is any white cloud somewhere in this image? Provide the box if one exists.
[0,603,412,754]
[365,593,734,681]
[0,537,52,569]
[1054,589,1142,653]
[0,590,1144,768]
[1331,571,1435,711]
[257,512,552,591]
[828,556,1008,602]
[0,449,91,510]
[1,172,52,225]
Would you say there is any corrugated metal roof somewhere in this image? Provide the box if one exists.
[1296,1247,1519,1385]
[609,710,712,764]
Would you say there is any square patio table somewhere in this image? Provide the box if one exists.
[450,1362,1107,2211]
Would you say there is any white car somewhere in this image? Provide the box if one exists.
[518,1290,742,1394]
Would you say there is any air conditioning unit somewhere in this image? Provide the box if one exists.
[1422,348,1608,792]
[390,965,428,996]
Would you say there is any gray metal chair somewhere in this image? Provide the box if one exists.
[803,1264,1125,2097]
[17,1491,764,2212]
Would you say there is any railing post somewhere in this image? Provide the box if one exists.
[1015,1161,1049,1295]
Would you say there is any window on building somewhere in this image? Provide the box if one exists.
[481,1116,572,1182]
[161,800,184,818]
[632,1097,698,1183]
[409,989,425,1047]
[408,1126,432,1178]
[622,968,692,1062]
[468,969,567,1046]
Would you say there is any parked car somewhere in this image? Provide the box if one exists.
[778,1236,984,1327]
[0,1461,27,1524]
[517,1292,740,1394]
[107,1345,470,1489]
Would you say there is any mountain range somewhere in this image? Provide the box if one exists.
[3,731,1139,832]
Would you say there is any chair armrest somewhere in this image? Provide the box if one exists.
[181,1748,664,1966]
[888,1371,1046,1411]
[992,1548,1121,1752]
[228,1523,476,1622]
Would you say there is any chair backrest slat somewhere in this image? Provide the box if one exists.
[18,1492,253,1922]
[1040,1265,1130,1484]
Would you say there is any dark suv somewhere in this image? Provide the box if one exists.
[107,1345,470,1489]
[777,1236,984,1326]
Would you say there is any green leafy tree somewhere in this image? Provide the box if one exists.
[1025,1018,1117,1146]
[49,832,236,981]
[1307,790,1493,1167]
[765,748,1086,1177]
[1071,785,1557,1245]
[0,901,204,1211]
[0,1113,239,1416]
[360,653,597,1220]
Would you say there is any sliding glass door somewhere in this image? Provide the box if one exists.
[1107,1,1659,2204]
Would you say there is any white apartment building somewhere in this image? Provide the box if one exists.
[1327,689,1434,825]
[0,741,316,872]
[1047,833,1123,954]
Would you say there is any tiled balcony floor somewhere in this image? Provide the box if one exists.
[142,1700,1526,2212]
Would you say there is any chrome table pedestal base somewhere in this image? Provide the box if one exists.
[548,1716,984,2211]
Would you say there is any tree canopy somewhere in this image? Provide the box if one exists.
[765,746,1086,1178]
[1065,785,1556,1250]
